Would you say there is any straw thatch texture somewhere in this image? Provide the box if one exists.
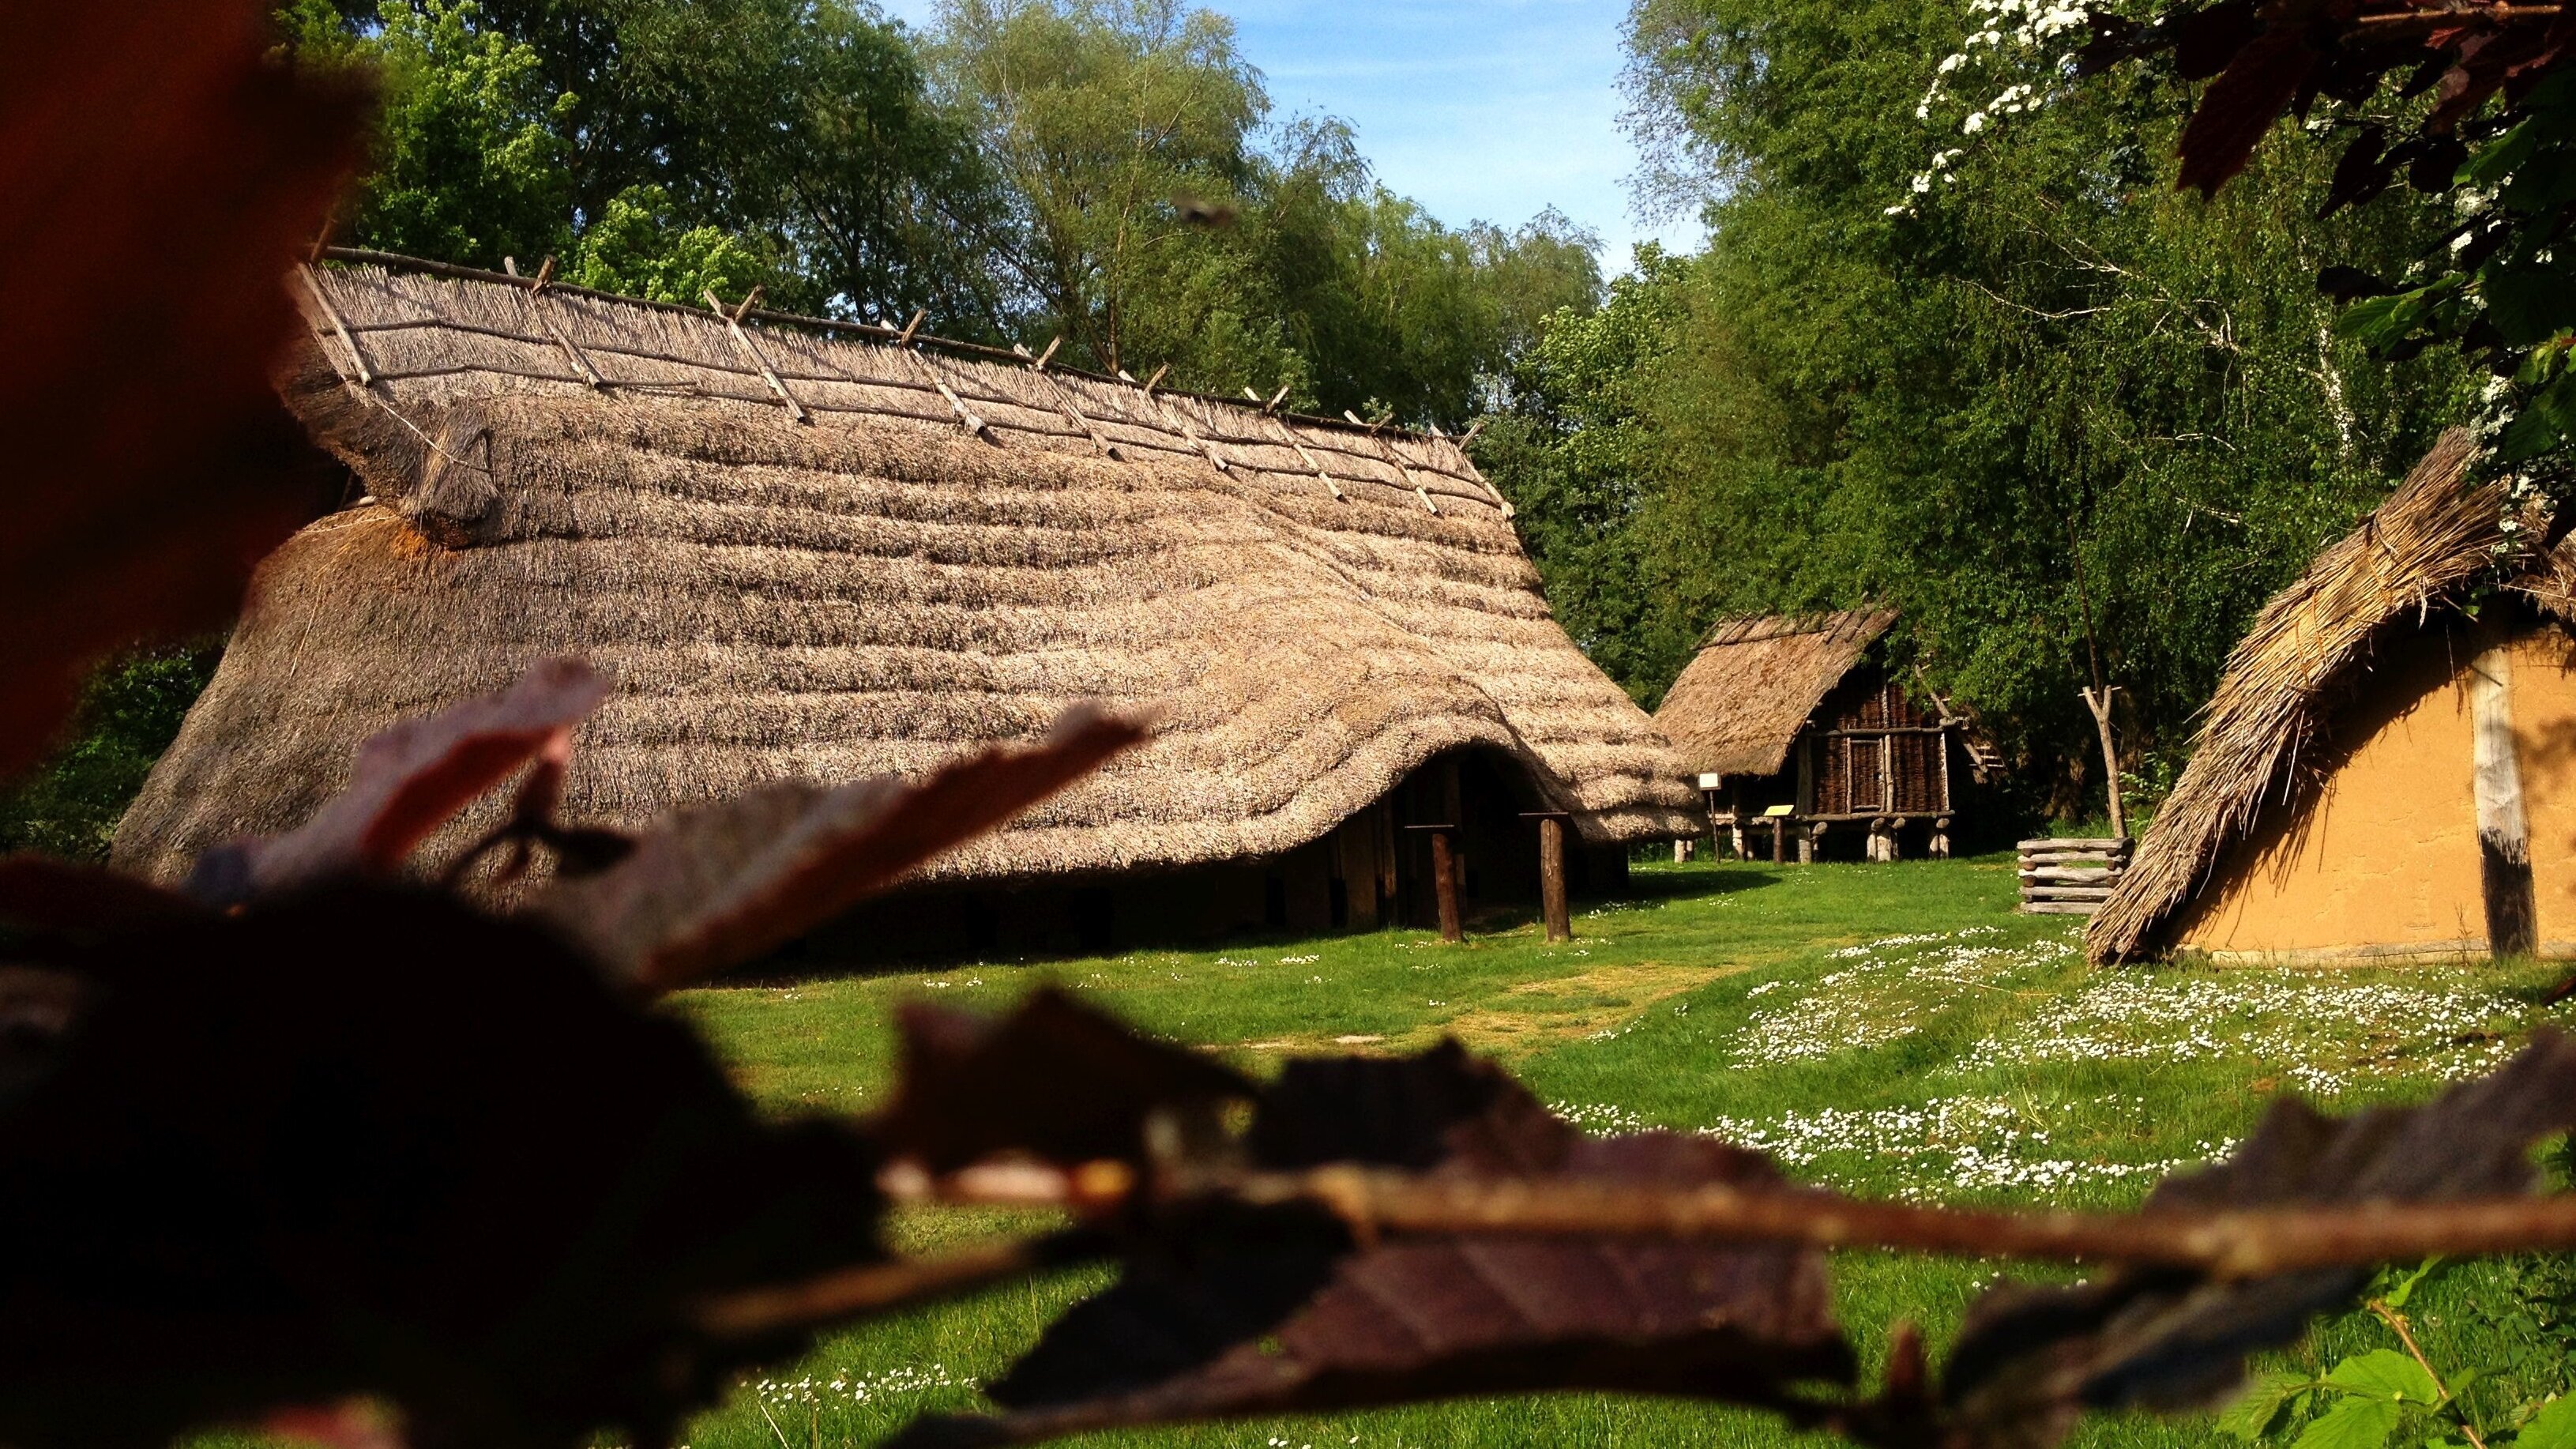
[1651,611,1901,777]
[111,263,1696,887]
[2086,430,2532,963]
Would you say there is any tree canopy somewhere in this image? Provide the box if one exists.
[272,0,1593,426]
[1476,0,2480,816]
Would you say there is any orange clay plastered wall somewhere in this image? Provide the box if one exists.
[2510,626,2576,951]
[2175,627,2487,961]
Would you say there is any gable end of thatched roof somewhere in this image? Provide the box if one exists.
[1650,608,1900,779]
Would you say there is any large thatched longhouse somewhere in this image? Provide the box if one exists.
[114,256,1697,958]
[2092,431,2576,965]
[1652,610,1994,862]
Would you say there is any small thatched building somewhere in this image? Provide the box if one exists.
[113,257,1697,958]
[1653,610,1992,862]
[2091,431,2576,965]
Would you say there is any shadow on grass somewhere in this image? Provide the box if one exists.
[1620,866,1783,904]
[737,869,1788,984]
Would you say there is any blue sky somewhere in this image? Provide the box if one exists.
[876,0,1704,274]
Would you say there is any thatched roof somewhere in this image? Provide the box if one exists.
[2088,430,2558,963]
[1650,610,1901,778]
[111,258,1698,887]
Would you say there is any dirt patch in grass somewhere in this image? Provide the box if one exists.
[1437,960,1751,1054]
[1226,962,1752,1059]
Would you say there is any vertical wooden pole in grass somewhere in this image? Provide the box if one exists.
[1431,828,1463,943]
[1407,823,1465,943]
[1525,811,1573,943]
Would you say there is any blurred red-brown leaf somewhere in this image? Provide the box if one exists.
[532,706,1151,993]
[2172,0,2266,79]
[2175,20,2330,194]
[0,1,370,777]
[895,1043,1852,1447]
[186,658,612,904]
[875,988,1252,1175]
[0,885,886,1449]
[0,856,211,936]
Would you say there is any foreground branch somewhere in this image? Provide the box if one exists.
[1252,1168,2576,1279]
[696,1229,1104,1338]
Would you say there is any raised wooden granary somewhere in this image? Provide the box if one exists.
[1651,610,1997,862]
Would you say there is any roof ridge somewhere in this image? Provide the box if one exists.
[315,247,1464,447]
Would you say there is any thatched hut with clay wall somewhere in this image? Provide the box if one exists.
[2091,431,2576,965]
[112,255,1698,959]
[1652,610,1995,863]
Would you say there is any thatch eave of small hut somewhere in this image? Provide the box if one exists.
[2085,430,2572,964]
[112,258,1698,892]
[1651,609,1902,780]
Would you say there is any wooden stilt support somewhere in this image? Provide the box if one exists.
[1525,811,1574,943]
[1772,818,1788,865]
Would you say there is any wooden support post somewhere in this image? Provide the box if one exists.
[2080,684,2127,840]
[1772,818,1788,865]
[1404,823,1465,943]
[1431,829,1464,943]
[1525,812,1574,943]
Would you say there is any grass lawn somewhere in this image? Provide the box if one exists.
[668,855,2576,1449]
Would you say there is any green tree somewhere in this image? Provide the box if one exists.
[280,0,575,265]
[280,0,1009,325]
[927,0,1292,382]
[1480,0,2474,814]
[0,646,221,864]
